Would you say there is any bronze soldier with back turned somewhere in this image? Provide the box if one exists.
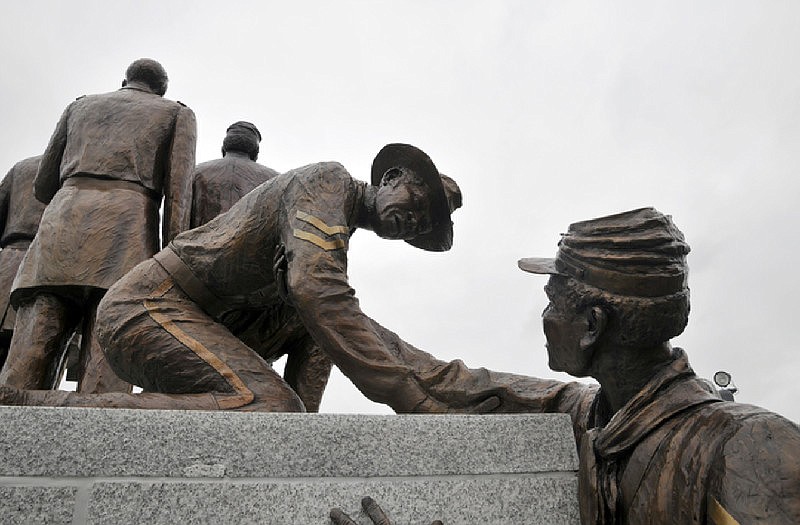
[0,58,196,394]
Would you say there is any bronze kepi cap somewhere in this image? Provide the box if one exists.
[518,207,690,297]
[226,121,261,141]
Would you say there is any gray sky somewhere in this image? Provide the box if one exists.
[1,0,798,422]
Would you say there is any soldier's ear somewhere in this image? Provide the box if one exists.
[580,306,607,351]
[380,167,403,186]
[122,79,128,88]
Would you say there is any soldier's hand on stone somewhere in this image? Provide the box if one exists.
[330,496,443,525]
[273,243,292,306]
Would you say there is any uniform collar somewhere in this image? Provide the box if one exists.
[590,348,722,459]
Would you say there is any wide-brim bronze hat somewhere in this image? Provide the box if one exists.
[371,143,457,252]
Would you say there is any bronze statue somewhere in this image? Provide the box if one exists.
[0,144,463,413]
[324,208,800,524]
[190,121,279,228]
[188,121,331,411]
[0,58,197,394]
[0,156,47,368]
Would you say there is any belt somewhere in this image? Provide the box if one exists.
[63,176,159,200]
[153,247,226,320]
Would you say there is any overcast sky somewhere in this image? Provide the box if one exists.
[1,1,798,422]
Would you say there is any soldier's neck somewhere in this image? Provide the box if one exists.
[591,342,674,413]
[121,80,156,94]
[356,185,378,231]
[224,151,251,160]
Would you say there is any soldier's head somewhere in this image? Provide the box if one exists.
[519,208,690,377]
[123,58,168,96]
[369,144,462,252]
[221,121,261,161]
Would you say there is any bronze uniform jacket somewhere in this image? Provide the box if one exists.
[163,162,438,412]
[0,156,46,325]
[11,86,196,303]
[189,153,279,228]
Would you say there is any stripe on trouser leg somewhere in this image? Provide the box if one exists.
[143,299,255,409]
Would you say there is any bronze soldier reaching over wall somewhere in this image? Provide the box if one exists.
[328,208,800,525]
[0,144,463,413]
[0,156,46,368]
[189,121,331,411]
[0,59,197,394]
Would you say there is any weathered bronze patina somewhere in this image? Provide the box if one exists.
[0,144,463,413]
[0,58,197,394]
[327,208,800,524]
[0,156,46,368]
[189,121,330,411]
[190,121,279,228]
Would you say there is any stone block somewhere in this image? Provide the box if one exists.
[0,407,580,523]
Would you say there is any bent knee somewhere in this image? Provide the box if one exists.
[242,383,306,413]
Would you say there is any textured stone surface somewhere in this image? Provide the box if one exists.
[0,407,580,523]
[87,476,579,524]
[0,407,577,478]
[0,486,78,525]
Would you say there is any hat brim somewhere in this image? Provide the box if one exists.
[372,143,453,252]
[518,257,561,275]
[405,221,454,252]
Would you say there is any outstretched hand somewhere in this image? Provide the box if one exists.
[413,394,501,414]
[330,497,443,525]
[273,243,292,306]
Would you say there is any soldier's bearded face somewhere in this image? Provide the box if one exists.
[542,277,593,377]
[373,179,433,240]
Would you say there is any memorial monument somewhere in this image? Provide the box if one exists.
[0,57,796,524]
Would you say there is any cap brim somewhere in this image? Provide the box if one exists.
[518,257,560,274]
[405,221,453,252]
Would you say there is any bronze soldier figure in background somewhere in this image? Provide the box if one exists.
[0,144,463,413]
[189,121,331,412]
[190,121,279,228]
[327,208,800,524]
[0,156,46,368]
[0,58,197,394]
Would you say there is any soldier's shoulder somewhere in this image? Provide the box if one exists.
[14,155,42,173]
[289,161,351,187]
[698,401,800,466]
[708,403,800,519]
[191,158,226,177]
[69,93,98,107]
[255,164,281,179]
[172,100,196,115]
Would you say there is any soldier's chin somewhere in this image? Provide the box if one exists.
[547,355,565,373]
